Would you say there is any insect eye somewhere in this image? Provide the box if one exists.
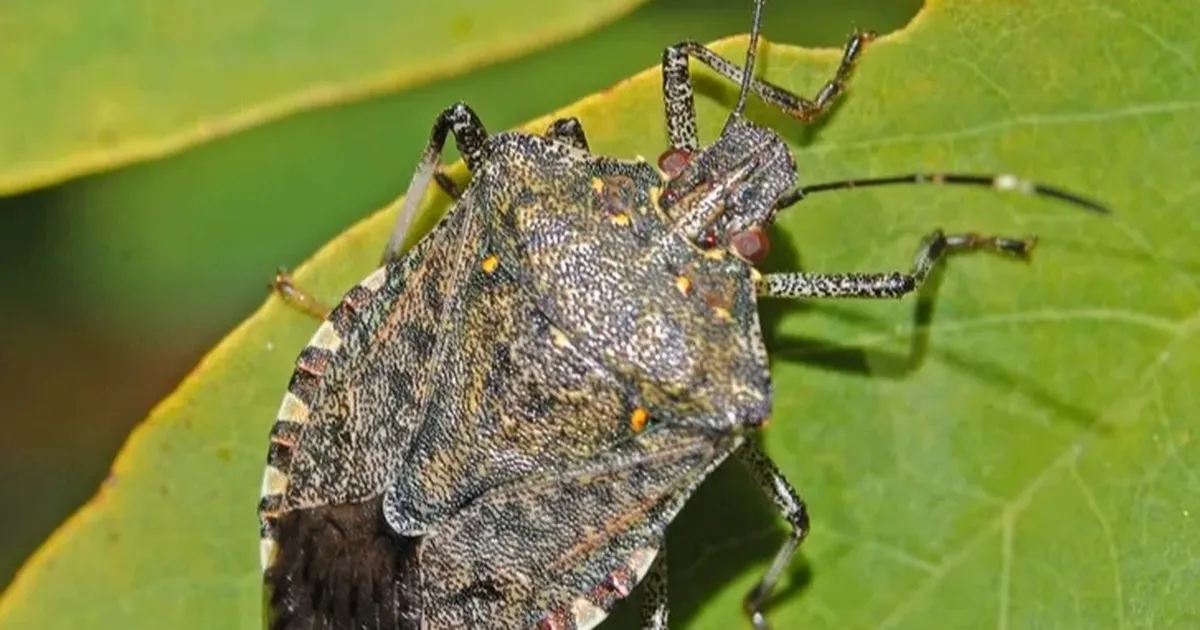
[730,227,770,265]
[657,148,692,178]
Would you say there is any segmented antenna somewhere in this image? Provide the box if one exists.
[775,172,1110,215]
[727,0,766,124]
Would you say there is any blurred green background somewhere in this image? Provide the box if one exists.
[0,0,922,591]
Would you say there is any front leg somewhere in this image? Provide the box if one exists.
[661,30,874,152]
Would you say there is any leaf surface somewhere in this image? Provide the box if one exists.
[0,0,645,194]
[1,0,1196,628]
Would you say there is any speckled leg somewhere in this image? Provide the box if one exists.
[661,29,874,151]
[273,104,488,319]
[382,102,489,264]
[640,550,669,630]
[544,117,591,152]
[271,268,330,321]
[758,229,1037,300]
[736,442,809,630]
[431,117,589,205]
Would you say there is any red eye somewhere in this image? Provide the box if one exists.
[700,231,719,248]
[730,227,770,265]
[657,148,692,178]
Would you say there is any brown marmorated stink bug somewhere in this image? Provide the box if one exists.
[257,1,1109,628]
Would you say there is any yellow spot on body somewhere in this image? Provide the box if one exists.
[703,248,727,260]
[711,307,732,321]
[649,186,662,209]
[749,267,763,283]
[591,177,605,193]
[481,254,499,274]
[309,321,342,352]
[610,213,631,226]
[630,407,649,433]
[277,392,310,424]
[675,275,692,296]
[550,326,571,348]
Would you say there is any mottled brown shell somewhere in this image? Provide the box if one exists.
[258,130,769,629]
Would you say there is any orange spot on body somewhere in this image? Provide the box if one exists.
[481,254,499,274]
[675,275,692,296]
[630,408,649,433]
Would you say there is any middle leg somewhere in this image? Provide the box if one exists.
[757,229,1036,300]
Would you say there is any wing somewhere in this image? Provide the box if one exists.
[258,189,488,629]
[419,429,742,629]
[382,132,763,542]
[263,496,422,630]
[382,136,670,536]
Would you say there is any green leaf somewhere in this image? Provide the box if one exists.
[0,0,646,195]
[1,0,1196,628]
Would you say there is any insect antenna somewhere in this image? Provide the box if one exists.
[775,172,1111,215]
[724,0,766,128]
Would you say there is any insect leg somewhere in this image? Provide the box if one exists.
[661,29,873,151]
[736,441,809,630]
[639,550,669,630]
[756,229,1036,300]
[381,102,489,264]
[271,267,330,321]
[544,117,591,152]
[425,116,589,206]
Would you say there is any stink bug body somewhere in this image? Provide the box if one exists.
[258,1,1108,628]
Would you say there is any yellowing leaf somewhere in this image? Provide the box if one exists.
[0,0,646,195]
[1,0,1197,628]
